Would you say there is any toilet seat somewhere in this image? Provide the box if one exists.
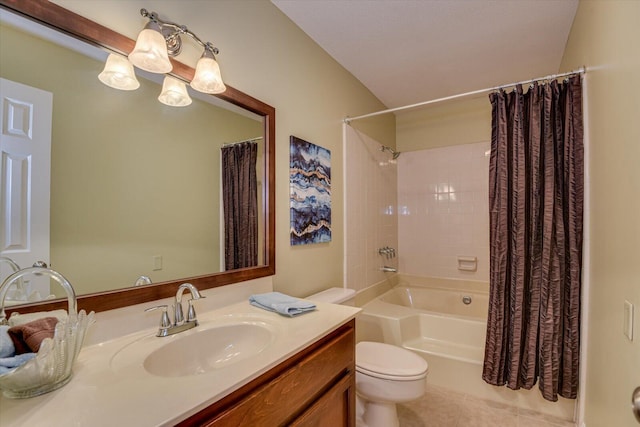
[356,341,428,381]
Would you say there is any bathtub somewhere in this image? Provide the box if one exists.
[356,276,576,420]
[359,278,489,365]
[380,284,489,320]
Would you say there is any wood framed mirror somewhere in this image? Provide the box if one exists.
[0,0,275,315]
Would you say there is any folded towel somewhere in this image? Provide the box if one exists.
[0,325,15,358]
[249,292,316,317]
[8,309,67,327]
[8,317,58,354]
[0,352,35,375]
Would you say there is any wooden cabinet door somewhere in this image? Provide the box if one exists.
[290,372,355,427]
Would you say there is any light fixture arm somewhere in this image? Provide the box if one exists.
[140,8,220,57]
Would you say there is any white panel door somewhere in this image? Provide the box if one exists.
[0,78,52,300]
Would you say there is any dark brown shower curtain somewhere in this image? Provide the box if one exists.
[221,141,258,270]
[482,76,583,402]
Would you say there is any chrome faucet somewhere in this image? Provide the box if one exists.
[145,283,205,337]
[174,283,203,326]
[134,275,152,287]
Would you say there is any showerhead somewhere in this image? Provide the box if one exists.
[380,145,401,160]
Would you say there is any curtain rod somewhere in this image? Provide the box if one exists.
[222,136,263,148]
[343,67,586,124]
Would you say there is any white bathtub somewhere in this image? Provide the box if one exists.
[359,278,488,365]
[356,276,575,420]
[380,284,489,320]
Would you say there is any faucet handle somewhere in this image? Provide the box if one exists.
[145,305,171,332]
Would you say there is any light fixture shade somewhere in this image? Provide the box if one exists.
[190,54,226,94]
[158,76,192,107]
[98,53,140,90]
[128,22,172,74]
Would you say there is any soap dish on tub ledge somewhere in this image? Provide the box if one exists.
[0,267,94,399]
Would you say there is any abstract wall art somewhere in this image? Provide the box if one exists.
[289,136,331,245]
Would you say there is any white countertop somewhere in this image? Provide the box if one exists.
[0,300,360,426]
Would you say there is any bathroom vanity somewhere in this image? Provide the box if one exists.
[181,319,355,426]
[0,298,359,426]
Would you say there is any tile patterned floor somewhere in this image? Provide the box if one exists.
[397,384,576,427]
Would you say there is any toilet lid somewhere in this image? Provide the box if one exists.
[356,341,428,381]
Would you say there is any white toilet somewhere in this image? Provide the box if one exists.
[307,287,428,427]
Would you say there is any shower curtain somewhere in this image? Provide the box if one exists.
[221,141,258,270]
[482,76,583,401]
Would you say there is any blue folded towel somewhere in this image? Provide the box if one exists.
[249,292,316,317]
[0,325,15,358]
[0,352,35,375]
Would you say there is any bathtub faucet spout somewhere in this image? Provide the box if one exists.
[380,266,397,273]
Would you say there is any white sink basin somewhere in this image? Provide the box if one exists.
[111,318,277,378]
[145,323,273,377]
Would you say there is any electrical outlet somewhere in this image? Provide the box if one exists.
[624,300,634,341]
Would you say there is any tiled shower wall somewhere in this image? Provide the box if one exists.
[344,126,398,292]
[397,141,490,281]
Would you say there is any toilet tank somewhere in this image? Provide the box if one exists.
[307,287,356,306]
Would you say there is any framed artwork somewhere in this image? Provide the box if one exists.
[289,136,331,245]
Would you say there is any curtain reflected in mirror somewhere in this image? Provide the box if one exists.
[222,141,258,270]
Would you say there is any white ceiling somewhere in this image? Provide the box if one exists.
[272,0,579,109]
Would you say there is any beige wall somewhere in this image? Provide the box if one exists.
[396,96,490,152]
[51,0,395,298]
[560,1,640,426]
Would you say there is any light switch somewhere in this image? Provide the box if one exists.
[153,255,163,271]
[624,300,634,341]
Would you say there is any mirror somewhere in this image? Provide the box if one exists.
[0,0,275,315]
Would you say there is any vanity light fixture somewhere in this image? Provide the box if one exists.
[129,8,226,94]
[98,53,140,90]
[128,17,172,73]
[158,76,192,107]
[190,45,226,94]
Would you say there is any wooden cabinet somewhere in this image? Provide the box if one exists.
[177,320,356,427]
